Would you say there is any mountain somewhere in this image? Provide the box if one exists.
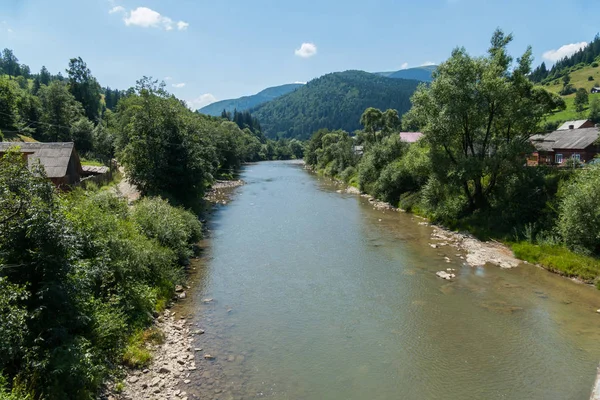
[375,65,436,82]
[198,83,304,116]
[251,70,421,140]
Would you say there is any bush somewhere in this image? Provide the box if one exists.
[593,62,599,68]
[558,165,600,254]
[340,166,357,184]
[132,197,202,264]
[589,76,595,81]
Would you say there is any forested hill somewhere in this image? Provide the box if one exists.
[375,65,436,82]
[251,70,421,139]
[199,83,304,116]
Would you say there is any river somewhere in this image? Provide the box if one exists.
[179,160,600,400]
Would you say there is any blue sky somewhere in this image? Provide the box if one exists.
[0,0,599,109]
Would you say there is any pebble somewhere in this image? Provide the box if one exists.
[204,354,216,360]
[184,379,191,384]
[159,366,171,374]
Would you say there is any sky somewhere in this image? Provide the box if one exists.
[1,0,599,109]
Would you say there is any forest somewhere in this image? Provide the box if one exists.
[251,70,420,140]
[305,30,600,288]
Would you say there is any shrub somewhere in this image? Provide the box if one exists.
[589,76,595,81]
[593,62,599,68]
[131,197,202,264]
[558,165,600,254]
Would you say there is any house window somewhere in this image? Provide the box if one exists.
[572,154,581,161]
[555,154,563,164]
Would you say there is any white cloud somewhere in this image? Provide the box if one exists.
[187,94,217,110]
[172,83,186,88]
[400,62,409,70]
[421,61,436,66]
[121,7,188,31]
[293,81,307,84]
[164,76,173,81]
[295,43,317,58]
[543,42,588,62]
[109,6,125,14]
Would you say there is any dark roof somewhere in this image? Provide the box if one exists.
[0,142,77,178]
[531,127,599,152]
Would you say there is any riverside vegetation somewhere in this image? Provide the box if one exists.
[305,30,600,288]
[0,53,304,399]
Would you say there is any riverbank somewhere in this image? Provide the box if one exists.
[335,184,600,289]
[101,180,244,400]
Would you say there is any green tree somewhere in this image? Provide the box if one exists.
[115,78,216,205]
[405,29,556,212]
[0,77,19,132]
[360,107,384,144]
[39,66,51,86]
[39,81,84,141]
[66,57,102,122]
[589,96,600,123]
[70,117,94,154]
[558,165,600,254]
[574,87,589,113]
[1,49,20,77]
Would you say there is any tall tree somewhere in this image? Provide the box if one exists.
[405,29,557,212]
[1,49,20,77]
[39,66,51,85]
[574,88,589,112]
[39,81,84,141]
[66,57,101,122]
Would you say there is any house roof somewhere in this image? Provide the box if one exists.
[0,142,78,178]
[531,127,599,152]
[82,165,109,175]
[400,132,424,143]
[557,120,591,130]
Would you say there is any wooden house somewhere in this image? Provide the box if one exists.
[0,142,88,187]
[529,126,600,166]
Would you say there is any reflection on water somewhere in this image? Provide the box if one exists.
[177,161,600,400]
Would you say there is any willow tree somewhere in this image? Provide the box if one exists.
[405,29,558,212]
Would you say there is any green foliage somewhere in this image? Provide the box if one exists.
[39,80,84,141]
[512,242,600,283]
[558,165,600,254]
[0,150,204,397]
[406,29,556,212]
[589,96,600,122]
[252,70,420,139]
[67,57,102,122]
[574,87,589,112]
[131,197,202,264]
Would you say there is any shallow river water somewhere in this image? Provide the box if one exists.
[179,161,600,400]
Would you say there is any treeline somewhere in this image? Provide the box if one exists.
[530,34,600,83]
[251,70,420,140]
[307,30,600,286]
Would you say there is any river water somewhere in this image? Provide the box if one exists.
[180,161,600,400]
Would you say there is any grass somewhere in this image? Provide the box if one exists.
[122,327,165,369]
[80,158,105,167]
[1,131,38,142]
[542,63,600,95]
[511,242,600,285]
[545,92,600,123]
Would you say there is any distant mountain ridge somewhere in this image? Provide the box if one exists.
[250,70,421,140]
[198,83,304,116]
[375,65,436,82]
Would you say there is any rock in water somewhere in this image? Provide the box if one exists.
[436,271,456,280]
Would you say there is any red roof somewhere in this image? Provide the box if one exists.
[399,132,424,143]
